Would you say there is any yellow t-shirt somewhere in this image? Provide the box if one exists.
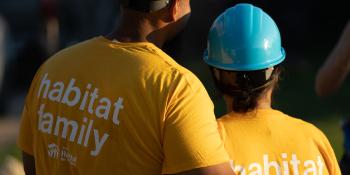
[18,37,229,175]
[217,109,341,175]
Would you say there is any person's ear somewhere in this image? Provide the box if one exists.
[168,0,180,21]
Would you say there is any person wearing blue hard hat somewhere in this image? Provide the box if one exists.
[204,3,341,175]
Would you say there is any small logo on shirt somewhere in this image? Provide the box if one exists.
[48,143,60,159]
[47,143,77,166]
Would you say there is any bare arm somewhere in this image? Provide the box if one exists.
[315,20,350,97]
[22,152,36,175]
[168,162,235,175]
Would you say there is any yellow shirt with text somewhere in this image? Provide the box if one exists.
[217,109,341,175]
[18,37,229,175]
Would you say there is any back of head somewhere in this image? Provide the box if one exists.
[204,3,286,113]
[121,0,172,13]
[117,0,191,46]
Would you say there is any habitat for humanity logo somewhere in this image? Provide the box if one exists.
[48,143,77,166]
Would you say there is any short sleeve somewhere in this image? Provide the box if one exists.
[17,67,43,156]
[162,74,230,174]
[17,101,34,155]
[313,127,341,175]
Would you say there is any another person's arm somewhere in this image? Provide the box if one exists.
[0,16,5,90]
[315,20,350,97]
[162,73,234,175]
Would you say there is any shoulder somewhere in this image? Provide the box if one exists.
[277,111,328,139]
[41,38,98,66]
[275,111,308,126]
[146,46,206,92]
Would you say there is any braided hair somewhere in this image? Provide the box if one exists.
[211,66,281,113]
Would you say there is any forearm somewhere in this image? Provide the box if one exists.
[316,52,350,96]
[315,21,350,96]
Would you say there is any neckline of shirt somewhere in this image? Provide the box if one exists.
[223,108,282,119]
[97,36,157,47]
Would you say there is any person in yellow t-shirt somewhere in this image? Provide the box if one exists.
[203,4,341,175]
[17,0,234,175]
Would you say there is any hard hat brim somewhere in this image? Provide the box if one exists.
[203,48,286,71]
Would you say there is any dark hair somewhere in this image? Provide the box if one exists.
[211,66,281,113]
[121,0,172,12]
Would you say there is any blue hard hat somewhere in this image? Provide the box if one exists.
[204,3,286,71]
